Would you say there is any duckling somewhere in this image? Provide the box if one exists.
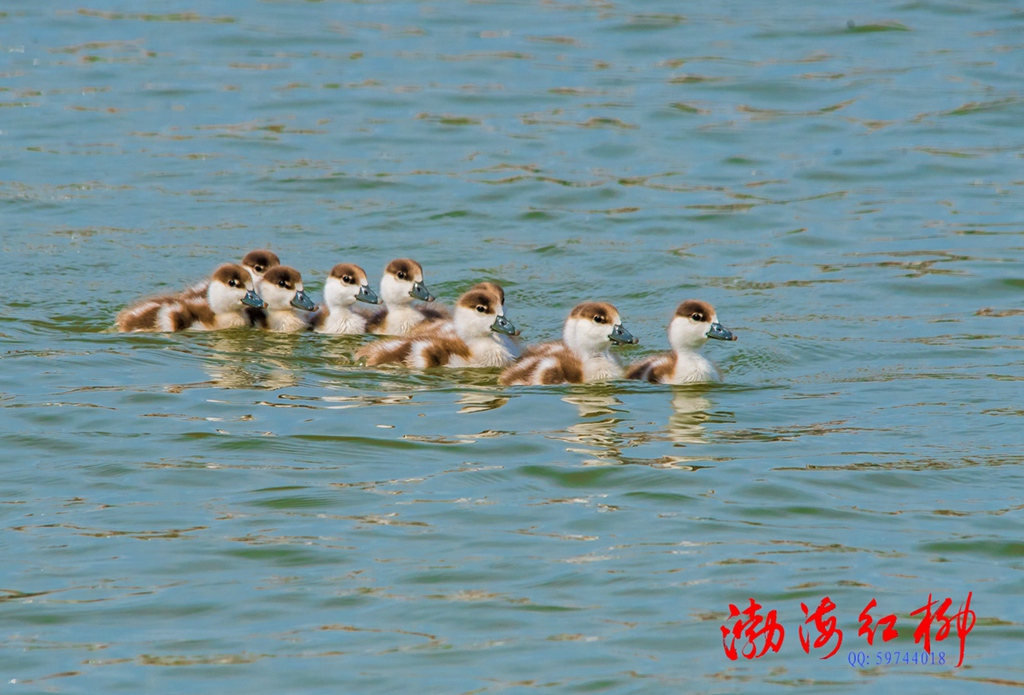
[249,266,317,332]
[360,258,448,335]
[499,302,637,385]
[626,300,736,384]
[117,264,264,332]
[240,249,281,289]
[356,282,519,368]
[183,249,281,298]
[308,263,381,334]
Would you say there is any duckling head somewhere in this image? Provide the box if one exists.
[324,263,380,310]
[241,249,281,289]
[669,300,736,351]
[380,258,434,306]
[208,263,264,313]
[564,302,638,356]
[262,266,316,312]
[454,282,518,339]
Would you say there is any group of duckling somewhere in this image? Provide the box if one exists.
[116,249,737,385]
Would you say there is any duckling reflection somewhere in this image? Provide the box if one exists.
[318,334,366,365]
[202,334,301,390]
[455,390,510,414]
[667,388,713,445]
[556,391,628,466]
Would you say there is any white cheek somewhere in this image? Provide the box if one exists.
[475,310,495,331]
[267,287,291,309]
[379,275,410,304]
[670,318,709,349]
[585,321,609,344]
[323,280,343,306]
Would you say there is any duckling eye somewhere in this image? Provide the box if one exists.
[397,271,407,280]
[594,315,606,324]
[228,279,237,287]
[342,275,353,284]
[476,305,486,313]
[691,312,704,321]
[278,280,288,288]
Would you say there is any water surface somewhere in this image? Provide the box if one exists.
[2,0,1023,692]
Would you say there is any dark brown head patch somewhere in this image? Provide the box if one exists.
[263,266,302,290]
[468,281,505,305]
[242,249,281,274]
[569,301,618,325]
[329,263,367,285]
[211,263,250,289]
[456,284,503,314]
[675,300,715,323]
[385,258,423,282]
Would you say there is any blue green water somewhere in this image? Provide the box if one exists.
[2,1,1023,692]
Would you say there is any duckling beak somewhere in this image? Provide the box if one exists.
[356,285,381,305]
[410,281,434,302]
[706,322,736,341]
[241,289,266,309]
[609,323,638,345]
[291,289,317,311]
[491,314,519,336]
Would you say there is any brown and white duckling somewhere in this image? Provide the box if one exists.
[361,258,448,335]
[626,300,736,384]
[117,264,264,332]
[308,263,381,334]
[499,302,637,385]
[239,249,281,291]
[249,266,317,332]
[184,249,281,298]
[357,282,519,368]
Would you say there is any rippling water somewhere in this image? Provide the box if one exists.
[2,0,1023,692]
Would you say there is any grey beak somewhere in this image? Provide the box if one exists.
[491,314,519,336]
[241,289,266,309]
[609,323,638,345]
[291,289,316,311]
[356,285,381,305]
[706,322,736,341]
[410,281,434,302]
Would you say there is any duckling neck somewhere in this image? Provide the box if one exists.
[672,348,719,382]
[385,304,424,334]
[320,303,365,334]
[266,308,308,332]
[464,333,517,367]
[580,350,623,381]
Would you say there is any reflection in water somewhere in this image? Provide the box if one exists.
[318,335,368,365]
[668,389,712,445]
[456,390,510,414]
[203,334,300,390]
[558,392,626,466]
[548,388,720,468]
[319,393,417,409]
